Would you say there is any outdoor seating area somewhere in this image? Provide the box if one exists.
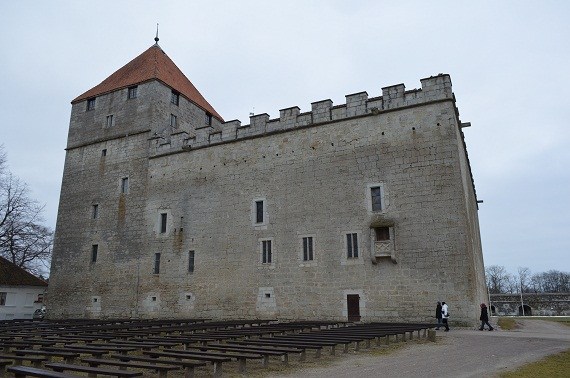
[0,318,434,377]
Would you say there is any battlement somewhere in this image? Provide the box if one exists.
[152,74,453,156]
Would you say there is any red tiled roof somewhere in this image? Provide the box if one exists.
[72,44,223,122]
[0,256,48,287]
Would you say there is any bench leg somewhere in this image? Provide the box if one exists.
[32,360,42,368]
[365,339,371,349]
[281,354,288,364]
[299,350,306,362]
[385,335,390,345]
[184,366,195,378]
[314,349,321,359]
[343,343,349,353]
[238,358,246,374]
[261,355,269,367]
[213,362,223,378]
[158,369,168,378]
[330,345,336,356]
[354,341,360,351]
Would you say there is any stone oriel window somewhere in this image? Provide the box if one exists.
[87,97,96,111]
[128,86,138,99]
[171,91,180,105]
[375,226,390,241]
[346,233,359,258]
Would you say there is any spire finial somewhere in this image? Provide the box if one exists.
[154,23,159,44]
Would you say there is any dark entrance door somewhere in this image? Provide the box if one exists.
[347,294,361,322]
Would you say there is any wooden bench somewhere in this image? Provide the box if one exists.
[82,358,179,378]
[143,350,231,377]
[45,362,142,377]
[42,346,107,358]
[6,365,79,378]
[109,354,206,378]
[12,349,80,363]
[1,359,13,377]
[0,354,47,368]
[186,343,290,365]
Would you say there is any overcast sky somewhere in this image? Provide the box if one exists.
[1,1,568,275]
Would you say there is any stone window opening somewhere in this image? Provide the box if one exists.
[188,250,195,273]
[302,236,314,261]
[346,233,359,259]
[121,177,129,194]
[371,186,382,211]
[91,244,98,263]
[105,114,114,128]
[265,293,271,298]
[170,114,177,128]
[92,204,99,219]
[87,97,95,111]
[205,113,212,126]
[128,86,138,99]
[159,213,167,233]
[101,149,107,157]
[255,200,264,223]
[153,253,161,274]
[261,240,272,264]
[0,292,7,306]
[371,223,397,264]
[171,91,180,105]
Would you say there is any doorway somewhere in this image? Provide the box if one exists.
[347,294,361,322]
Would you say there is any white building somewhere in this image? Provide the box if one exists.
[0,256,47,320]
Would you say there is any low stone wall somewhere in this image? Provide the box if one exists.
[490,293,570,316]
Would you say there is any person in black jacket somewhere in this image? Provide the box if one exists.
[479,303,494,331]
[435,301,443,330]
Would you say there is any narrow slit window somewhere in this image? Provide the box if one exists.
[92,204,99,219]
[101,149,107,157]
[347,233,359,259]
[262,240,272,264]
[170,114,177,128]
[121,177,129,194]
[91,244,98,263]
[160,213,167,233]
[302,237,314,261]
[106,115,114,127]
[188,250,195,273]
[154,253,161,274]
[255,200,264,224]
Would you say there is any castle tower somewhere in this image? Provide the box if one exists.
[49,43,487,323]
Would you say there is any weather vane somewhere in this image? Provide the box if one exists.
[154,23,159,43]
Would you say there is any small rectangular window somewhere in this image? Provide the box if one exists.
[128,86,138,99]
[92,204,99,219]
[347,233,358,259]
[302,236,314,261]
[170,114,177,128]
[106,115,114,127]
[255,200,264,224]
[121,177,129,194]
[87,98,96,111]
[205,113,212,126]
[91,244,98,263]
[0,292,7,306]
[262,240,272,264]
[371,186,382,211]
[375,226,390,241]
[188,250,195,273]
[101,149,107,157]
[171,91,180,105]
[160,213,167,233]
[154,253,161,274]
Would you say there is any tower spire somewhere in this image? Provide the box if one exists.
[154,23,159,45]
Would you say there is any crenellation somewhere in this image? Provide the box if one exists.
[331,104,347,121]
[382,83,406,109]
[311,99,333,123]
[222,119,241,141]
[345,91,368,117]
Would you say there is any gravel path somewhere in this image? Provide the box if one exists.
[269,320,570,378]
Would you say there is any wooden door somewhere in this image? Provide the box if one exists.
[347,294,361,322]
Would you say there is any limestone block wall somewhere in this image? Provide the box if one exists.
[49,74,486,323]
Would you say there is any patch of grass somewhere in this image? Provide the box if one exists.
[499,349,570,378]
[529,316,570,326]
[497,317,518,330]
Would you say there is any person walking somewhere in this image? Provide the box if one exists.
[441,301,450,331]
[435,301,443,330]
[479,303,494,331]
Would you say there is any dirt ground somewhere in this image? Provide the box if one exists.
[268,319,570,378]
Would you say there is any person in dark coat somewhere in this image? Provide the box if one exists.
[479,303,494,331]
[435,301,443,330]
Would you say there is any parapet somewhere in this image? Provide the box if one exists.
[153,74,454,156]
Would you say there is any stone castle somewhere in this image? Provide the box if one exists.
[48,40,487,323]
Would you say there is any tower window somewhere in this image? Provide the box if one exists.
[188,250,195,273]
[92,204,99,219]
[261,240,272,264]
[205,113,212,126]
[106,115,114,127]
[371,186,382,211]
[121,177,129,194]
[346,233,358,259]
[160,213,167,233]
[170,114,177,128]
[91,244,98,263]
[128,86,138,99]
[171,91,180,105]
[87,98,96,111]
[101,149,107,157]
[154,253,161,274]
[302,236,314,261]
[375,226,390,241]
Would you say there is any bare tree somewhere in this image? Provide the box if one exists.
[517,267,532,293]
[485,265,512,294]
[531,270,570,293]
[0,147,53,275]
